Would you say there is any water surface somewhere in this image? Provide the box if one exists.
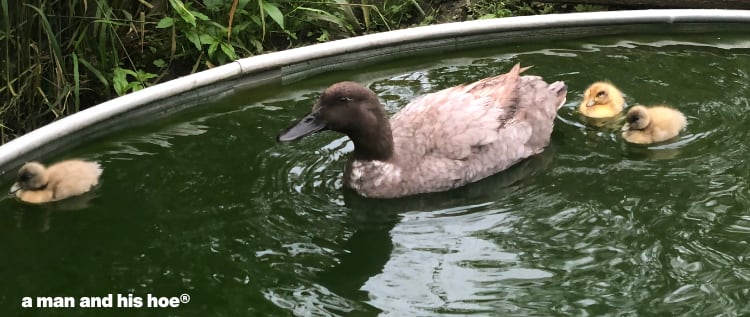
[2,32,750,316]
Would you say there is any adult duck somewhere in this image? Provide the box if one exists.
[278,64,567,198]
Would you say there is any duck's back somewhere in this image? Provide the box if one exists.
[47,160,102,200]
[649,106,687,138]
[352,65,566,198]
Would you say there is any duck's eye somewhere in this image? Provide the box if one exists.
[340,96,352,102]
[596,91,606,98]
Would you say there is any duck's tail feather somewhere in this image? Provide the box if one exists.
[548,81,567,110]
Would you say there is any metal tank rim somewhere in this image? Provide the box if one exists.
[1,9,749,178]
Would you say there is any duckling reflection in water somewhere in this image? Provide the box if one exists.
[579,81,626,119]
[10,160,102,204]
[621,105,687,144]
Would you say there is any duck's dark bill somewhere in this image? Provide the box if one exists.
[277,112,327,142]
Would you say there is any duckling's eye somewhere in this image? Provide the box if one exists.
[596,91,606,98]
[340,96,352,102]
[18,171,33,182]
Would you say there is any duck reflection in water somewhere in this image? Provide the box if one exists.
[317,144,556,301]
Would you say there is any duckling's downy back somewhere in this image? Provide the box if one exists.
[46,160,102,200]
[12,160,102,204]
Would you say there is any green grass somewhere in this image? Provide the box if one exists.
[0,0,605,144]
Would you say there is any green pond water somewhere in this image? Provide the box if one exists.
[2,31,750,316]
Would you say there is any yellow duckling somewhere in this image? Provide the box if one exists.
[579,82,625,118]
[621,105,687,144]
[10,160,102,204]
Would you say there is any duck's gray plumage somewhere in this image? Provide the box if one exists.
[279,64,567,198]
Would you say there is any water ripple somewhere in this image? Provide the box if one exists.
[4,32,750,317]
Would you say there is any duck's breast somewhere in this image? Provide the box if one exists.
[17,190,55,204]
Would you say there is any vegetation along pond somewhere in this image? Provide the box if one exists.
[1,30,750,316]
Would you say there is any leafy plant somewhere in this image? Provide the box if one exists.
[467,0,573,20]
[0,0,599,144]
[113,67,158,96]
[574,4,608,12]
[157,0,240,66]
[0,0,150,142]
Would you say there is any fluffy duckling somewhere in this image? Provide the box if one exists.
[10,160,102,204]
[278,64,567,198]
[579,82,625,118]
[621,105,687,144]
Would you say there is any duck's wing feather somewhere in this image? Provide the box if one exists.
[390,64,531,161]
[373,64,565,196]
[389,63,565,192]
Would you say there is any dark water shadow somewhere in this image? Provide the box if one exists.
[317,144,558,312]
[2,187,100,232]
[344,142,557,216]
[621,139,683,161]
[580,113,625,131]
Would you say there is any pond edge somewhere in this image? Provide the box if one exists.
[1,9,749,180]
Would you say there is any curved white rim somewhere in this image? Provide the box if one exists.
[1,9,749,177]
